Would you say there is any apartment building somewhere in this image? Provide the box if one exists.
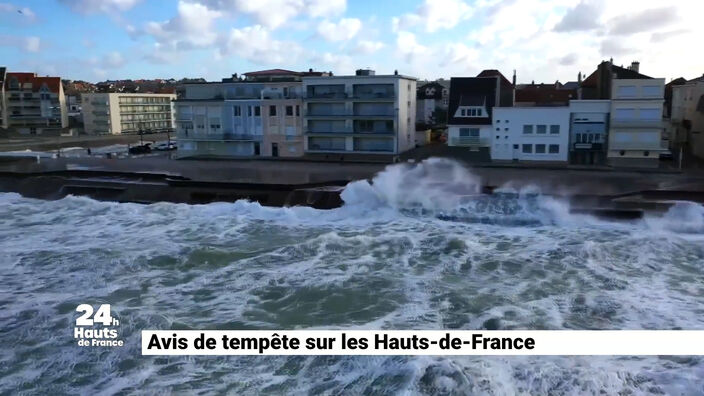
[175,69,322,158]
[568,100,610,165]
[491,107,570,162]
[0,67,6,130]
[3,72,67,134]
[81,93,176,135]
[303,69,416,156]
[671,76,704,160]
[607,78,666,167]
[447,70,514,152]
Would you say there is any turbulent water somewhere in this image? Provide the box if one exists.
[1,159,704,395]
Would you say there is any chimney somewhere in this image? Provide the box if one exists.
[394,69,398,75]
[512,69,516,86]
[578,71,582,84]
[309,68,313,73]
[630,61,640,73]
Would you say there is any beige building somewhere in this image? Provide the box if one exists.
[607,78,666,167]
[81,93,176,135]
[671,76,704,160]
[260,85,304,157]
[3,72,67,134]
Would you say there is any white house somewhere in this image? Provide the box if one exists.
[608,78,666,167]
[491,107,570,162]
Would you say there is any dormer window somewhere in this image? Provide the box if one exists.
[455,106,486,118]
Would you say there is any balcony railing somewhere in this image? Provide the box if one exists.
[609,140,664,150]
[180,132,263,141]
[610,119,664,128]
[450,136,491,146]
[305,92,348,100]
[352,92,395,100]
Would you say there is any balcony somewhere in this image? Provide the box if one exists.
[609,140,664,150]
[450,136,491,146]
[610,119,664,128]
[180,131,263,141]
[305,92,348,101]
[351,92,395,101]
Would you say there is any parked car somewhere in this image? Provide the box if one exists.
[153,142,177,151]
[128,143,152,155]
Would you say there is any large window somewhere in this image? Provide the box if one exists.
[614,108,636,120]
[535,144,546,153]
[269,105,277,116]
[640,108,661,120]
[459,128,479,137]
[642,86,660,97]
[617,86,637,97]
[536,125,547,134]
[549,144,559,154]
[550,125,560,134]
[286,106,293,116]
[233,106,241,117]
[522,144,532,153]
[523,125,533,134]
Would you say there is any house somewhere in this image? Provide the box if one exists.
[302,69,417,157]
[581,60,667,167]
[446,70,513,152]
[81,93,176,135]
[416,80,449,125]
[490,107,570,162]
[3,72,68,135]
[671,75,704,160]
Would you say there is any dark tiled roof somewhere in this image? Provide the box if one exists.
[515,86,576,104]
[476,69,512,87]
[244,69,299,76]
[582,61,652,88]
[448,77,497,125]
[417,82,445,99]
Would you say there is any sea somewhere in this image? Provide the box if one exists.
[1,158,703,395]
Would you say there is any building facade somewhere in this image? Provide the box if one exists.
[490,107,570,162]
[568,100,610,165]
[0,67,6,130]
[447,70,513,151]
[303,70,417,156]
[607,78,666,167]
[670,76,704,160]
[81,93,176,135]
[416,81,448,125]
[3,72,67,134]
[175,69,321,158]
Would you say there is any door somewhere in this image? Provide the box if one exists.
[512,144,520,160]
[254,142,260,156]
[272,143,279,157]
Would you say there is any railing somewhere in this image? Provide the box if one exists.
[352,92,395,100]
[610,119,664,128]
[609,140,664,150]
[180,132,263,141]
[306,128,351,134]
[305,92,347,99]
[451,136,491,146]
[352,129,395,135]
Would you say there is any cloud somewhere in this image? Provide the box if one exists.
[203,0,346,29]
[607,7,679,35]
[393,0,472,33]
[558,53,578,66]
[553,0,602,32]
[102,51,126,68]
[316,18,361,41]
[143,1,222,49]
[352,40,384,55]
[438,43,479,67]
[24,36,40,52]
[650,29,689,43]
[0,2,36,22]
[58,0,140,14]
[0,35,40,52]
[311,52,354,74]
[395,31,428,63]
[600,40,636,56]
[219,25,302,64]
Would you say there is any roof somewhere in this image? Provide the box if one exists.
[5,72,62,93]
[689,74,704,83]
[581,61,653,88]
[476,69,513,87]
[515,85,576,104]
[244,69,299,77]
[561,81,579,90]
[447,77,498,125]
[417,81,445,99]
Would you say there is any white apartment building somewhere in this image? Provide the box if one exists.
[81,93,176,135]
[303,70,416,156]
[671,76,704,160]
[491,107,570,162]
[3,72,68,134]
[607,78,666,167]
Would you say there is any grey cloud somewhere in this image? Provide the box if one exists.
[600,40,636,56]
[651,29,689,42]
[608,7,679,35]
[558,53,578,66]
[554,0,602,32]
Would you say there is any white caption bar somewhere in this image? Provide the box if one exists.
[142,330,704,356]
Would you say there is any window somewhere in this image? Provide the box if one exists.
[470,109,475,116]
[286,106,293,116]
[535,144,546,153]
[513,144,519,149]
[536,125,547,134]
[523,125,533,134]
[497,120,501,123]
[642,86,660,97]
[269,105,276,116]
[496,128,500,131]
[522,144,532,153]
[588,134,594,143]
[295,105,300,116]
[548,144,559,154]
[550,125,559,134]
[617,86,637,97]
[640,108,660,120]
[614,108,635,120]
[233,106,241,116]
[459,128,479,137]
[504,128,508,131]
[644,151,650,156]
[254,106,261,116]
[461,109,466,116]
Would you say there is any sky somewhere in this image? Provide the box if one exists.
[1,0,703,84]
